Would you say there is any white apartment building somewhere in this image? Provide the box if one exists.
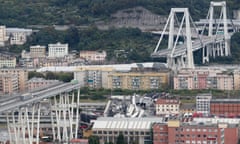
[74,67,113,89]
[196,93,212,114]
[155,99,180,115]
[48,42,68,58]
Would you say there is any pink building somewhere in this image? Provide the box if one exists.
[174,68,233,90]
[28,77,61,91]
[216,73,234,90]
[197,71,208,89]
[0,74,18,94]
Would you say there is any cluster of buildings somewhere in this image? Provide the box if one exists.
[32,62,240,91]
[20,43,107,67]
[155,93,240,118]
[91,115,239,144]
[174,67,240,90]
[0,46,107,68]
[73,64,240,91]
[0,68,62,95]
[0,26,32,46]
[90,93,240,144]
[73,63,169,90]
[3,61,240,95]
[152,121,238,144]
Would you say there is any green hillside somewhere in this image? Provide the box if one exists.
[0,0,238,26]
[2,0,240,63]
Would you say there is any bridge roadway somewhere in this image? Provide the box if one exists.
[0,82,81,113]
[151,35,225,58]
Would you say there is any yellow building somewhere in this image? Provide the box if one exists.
[73,63,170,90]
[30,45,46,58]
[108,72,169,90]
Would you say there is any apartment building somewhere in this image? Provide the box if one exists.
[0,54,16,68]
[80,50,107,62]
[155,99,180,115]
[0,69,28,92]
[216,73,234,90]
[153,121,239,144]
[30,45,46,58]
[73,63,169,89]
[48,42,68,58]
[196,93,212,114]
[233,70,240,90]
[108,72,169,90]
[0,74,18,94]
[74,67,114,89]
[210,99,240,117]
[174,68,233,90]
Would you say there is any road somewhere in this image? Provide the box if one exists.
[151,35,225,58]
[0,82,81,113]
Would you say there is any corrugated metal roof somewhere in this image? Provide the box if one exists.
[91,117,163,130]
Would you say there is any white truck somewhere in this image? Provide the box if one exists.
[20,93,33,101]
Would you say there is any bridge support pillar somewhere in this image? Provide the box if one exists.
[202,46,210,63]
[153,8,195,70]
[6,103,41,144]
[208,1,231,56]
[51,88,80,142]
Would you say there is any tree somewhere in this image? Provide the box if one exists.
[64,26,80,49]
[116,133,126,144]
[88,135,100,144]
[28,71,45,79]
[45,71,57,80]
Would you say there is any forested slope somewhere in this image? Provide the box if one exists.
[2,0,240,63]
[0,0,238,26]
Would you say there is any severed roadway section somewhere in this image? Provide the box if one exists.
[0,82,81,113]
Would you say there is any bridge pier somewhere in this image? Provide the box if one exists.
[5,86,81,144]
[51,89,80,142]
[168,56,189,71]
[202,46,210,63]
[6,103,41,144]
[151,1,234,70]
